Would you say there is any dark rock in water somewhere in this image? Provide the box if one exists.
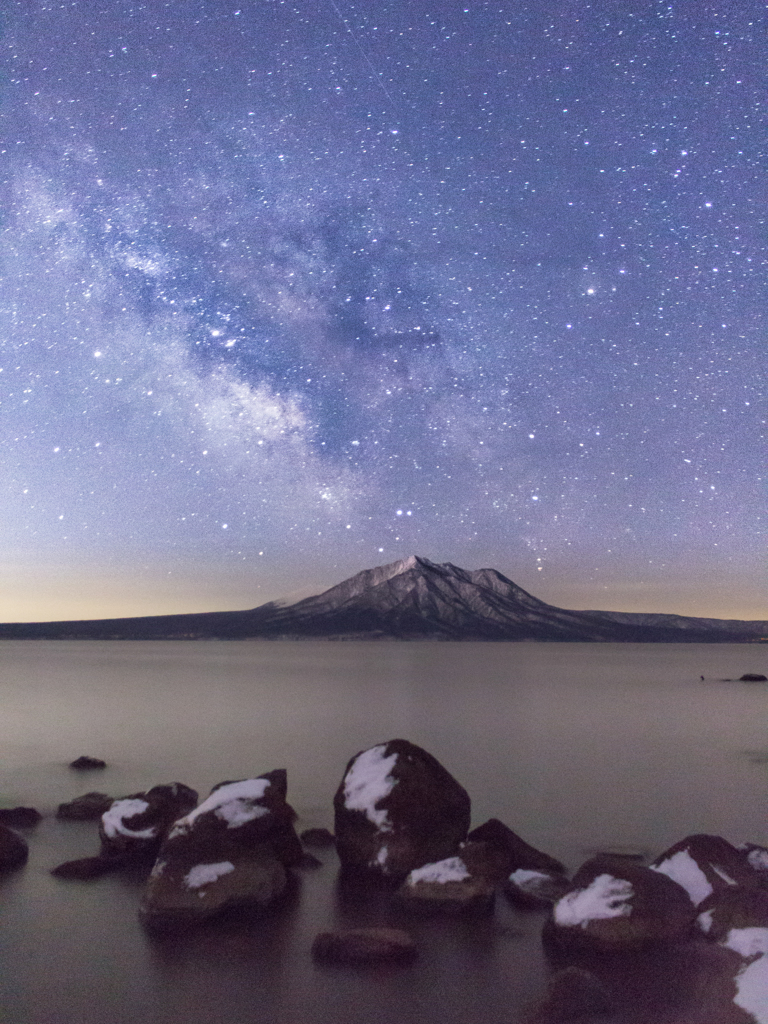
[650,834,757,907]
[69,756,107,770]
[740,673,767,682]
[525,967,613,1022]
[505,868,572,910]
[696,885,768,940]
[312,927,417,965]
[300,827,336,848]
[57,792,114,821]
[547,857,696,953]
[0,806,42,828]
[99,782,198,861]
[51,855,123,880]
[333,739,471,881]
[458,839,514,883]
[0,824,29,871]
[395,855,495,913]
[467,818,565,876]
[140,770,302,929]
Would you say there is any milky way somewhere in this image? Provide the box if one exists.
[1,0,764,621]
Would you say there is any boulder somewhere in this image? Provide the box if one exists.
[99,782,198,861]
[467,818,566,876]
[697,886,768,941]
[739,674,767,682]
[547,857,696,953]
[0,806,41,828]
[650,834,757,907]
[333,739,471,880]
[312,927,417,965]
[505,867,573,910]
[395,855,495,913]
[524,966,613,1022]
[0,824,28,871]
[458,839,515,883]
[57,792,114,821]
[140,770,302,929]
[69,756,107,769]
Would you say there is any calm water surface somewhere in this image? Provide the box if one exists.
[1,640,766,1024]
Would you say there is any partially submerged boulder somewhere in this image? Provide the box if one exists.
[0,807,41,828]
[51,855,122,880]
[547,857,696,953]
[0,824,28,871]
[140,770,302,929]
[467,818,565,876]
[333,739,471,880]
[395,855,495,913]
[312,927,417,965]
[505,868,572,910]
[99,783,198,861]
[650,834,757,907]
[69,756,107,770]
[57,792,113,821]
[697,886,768,941]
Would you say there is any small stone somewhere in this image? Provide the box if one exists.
[57,792,114,821]
[312,927,417,965]
[0,807,42,828]
[69,756,107,770]
[51,856,122,880]
[300,827,336,848]
[0,825,29,871]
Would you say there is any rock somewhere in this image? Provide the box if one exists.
[0,806,41,828]
[505,868,573,909]
[51,855,122,880]
[467,818,566,876]
[740,843,768,874]
[650,834,757,907]
[56,792,114,821]
[312,927,417,965]
[458,839,515,883]
[395,855,495,913]
[739,673,767,682]
[547,857,697,953]
[300,827,336,848]
[99,782,198,861]
[697,886,768,941]
[333,739,471,880]
[525,967,613,1022]
[139,770,302,929]
[0,824,28,871]
[69,756,107,769]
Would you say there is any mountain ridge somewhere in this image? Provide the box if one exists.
[0,555,765,642]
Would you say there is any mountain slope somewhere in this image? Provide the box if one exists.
[0,555,765,642]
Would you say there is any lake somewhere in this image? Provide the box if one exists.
[1,640,766,1023]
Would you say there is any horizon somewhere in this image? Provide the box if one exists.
[2,1,764,624]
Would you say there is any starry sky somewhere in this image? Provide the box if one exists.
[1,0,765,623]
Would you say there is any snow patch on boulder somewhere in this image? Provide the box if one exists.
[172,779,270,835]
[650,849,713,906]
[102,799,155,840]
[722,927,768,959]
[554,874,633,929]
[343,745,397,829]
[407,856,470,886]
[184,861,235,891]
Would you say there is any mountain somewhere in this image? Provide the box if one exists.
[0,555,766,642]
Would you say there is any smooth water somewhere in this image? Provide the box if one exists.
[1,640,767,1023]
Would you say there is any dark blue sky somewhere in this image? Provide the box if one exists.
[1,0,764,621]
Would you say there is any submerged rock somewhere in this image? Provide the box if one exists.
[333,738,471,881]
[546,857,696,953]
[140,770,302,929]
[312,927,417,965]
[69,756,107,770]
[51,855,122,880]
[57,792,113,821]
[739,673,767,682]
[0,824,29,871]
[0,807,41,828]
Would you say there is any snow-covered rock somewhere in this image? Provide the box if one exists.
[505,867,572,909]
[546,857,696,952]
[696,885,768,942]
[396,854,495,912]
[333,739,471,880]
[650,834,758,906]
[98,783,198,861]
[140,770,301,929]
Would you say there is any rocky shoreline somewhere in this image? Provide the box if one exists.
[2,741,767,1023]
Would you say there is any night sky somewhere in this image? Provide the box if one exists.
[1,0,764,623]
